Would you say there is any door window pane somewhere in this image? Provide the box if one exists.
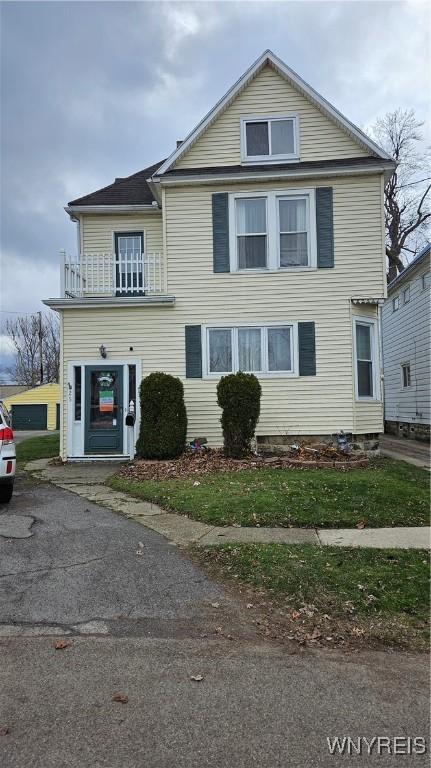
[208,329,232,373]
[246,122,269,156]
[238,328,262,371]
[90,370,120,429]
[268,327,292,371]
[128,364,136,409]
[74,366,81,421]
[271,119,295,155]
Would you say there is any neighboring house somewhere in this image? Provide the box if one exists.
[0,385,29,400]
[44,50,395,461]
[381,244,430,442]
[2,382,61,431]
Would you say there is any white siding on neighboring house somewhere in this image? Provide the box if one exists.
[175,65,369,169]
[382,255,430,429]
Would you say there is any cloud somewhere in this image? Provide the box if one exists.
[0,0,429,324]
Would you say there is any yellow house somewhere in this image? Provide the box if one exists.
[3,383,60,431]
[44,50,395,460]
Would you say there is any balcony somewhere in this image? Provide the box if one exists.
[61,250,166,298]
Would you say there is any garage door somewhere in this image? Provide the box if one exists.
[11,404,47,430]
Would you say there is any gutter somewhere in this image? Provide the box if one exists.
[64,204,162,218]
[43,295,175,311]
[153,162,396,187]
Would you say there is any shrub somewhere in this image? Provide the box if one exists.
[217,372,261,458]
[136,372,187,459]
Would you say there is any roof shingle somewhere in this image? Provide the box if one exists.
[68,160,164,207]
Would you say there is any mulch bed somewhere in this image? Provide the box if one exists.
[120,446,369,483]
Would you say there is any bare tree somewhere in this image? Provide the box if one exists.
[370,109,430,280]
[6,312,60,387]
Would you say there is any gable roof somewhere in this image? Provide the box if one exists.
[156,50,390,176]
[387,242,431,293]
[68,160,164,207]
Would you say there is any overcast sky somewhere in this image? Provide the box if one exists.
[0,0,429,370]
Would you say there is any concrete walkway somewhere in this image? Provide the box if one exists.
[25,459,431,550]
[379,434,430,470]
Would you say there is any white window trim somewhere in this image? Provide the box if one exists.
[353,317,380,402]
[202,322,299,379]
[228,188,316,273]
[401,362,411,389]
[240,114,300,164]
[403,285,410,304]
[392,295,400,312]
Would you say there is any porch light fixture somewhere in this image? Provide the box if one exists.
[99,344,107,359]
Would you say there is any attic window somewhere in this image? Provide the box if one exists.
[241,116,298,163]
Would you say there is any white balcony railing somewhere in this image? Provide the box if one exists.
[61,251,165,297]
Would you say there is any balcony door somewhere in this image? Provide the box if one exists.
[115,232,144,296]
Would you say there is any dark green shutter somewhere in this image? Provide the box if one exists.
[185,326,202,378]
[212,193,230,273]
[316,187,334,268]
[298,322,316,376]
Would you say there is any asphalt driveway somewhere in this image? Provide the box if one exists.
[0,474,429,767]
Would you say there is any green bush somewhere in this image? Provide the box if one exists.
[136,372,187,459]
[217,372,261,458]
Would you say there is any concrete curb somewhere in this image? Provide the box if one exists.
[24,459,431,550]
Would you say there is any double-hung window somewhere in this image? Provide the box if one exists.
[235,197,267,269]
[354,319,378,399]
[278,196,309,267]
[401,363,411,388]
[241,116,298,162]
[206,325,295,376]
[230,189,315,272]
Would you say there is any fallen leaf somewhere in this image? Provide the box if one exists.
[190,675,204,682]
[351,627,365,637]
[0,727,10,736]
[291,611,300,620]
[211,602,220,608]
[54,639,70,650]
[246,603,254,609]
[112,693,129,703]
[356,521,366,529]
[193,481,201,487]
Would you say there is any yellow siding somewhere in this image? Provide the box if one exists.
[60,172,385,455]
[80,212,163,253]
[4,383,60,431]
[176,65,368,169]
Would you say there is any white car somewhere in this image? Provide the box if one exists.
[0,402,16,503]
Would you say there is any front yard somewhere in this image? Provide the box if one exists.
[109,457,430,528]
[16,433,60,465]
[191,544,430,650]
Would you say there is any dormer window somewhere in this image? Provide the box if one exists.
[241,115,299,163]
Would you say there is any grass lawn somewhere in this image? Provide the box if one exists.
[109,458,430,528]
[191,543,430,649]
[16,433,60,465]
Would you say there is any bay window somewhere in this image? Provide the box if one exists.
[354,319,379,400]
[230,189,316,272]
[206,324,296,376]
